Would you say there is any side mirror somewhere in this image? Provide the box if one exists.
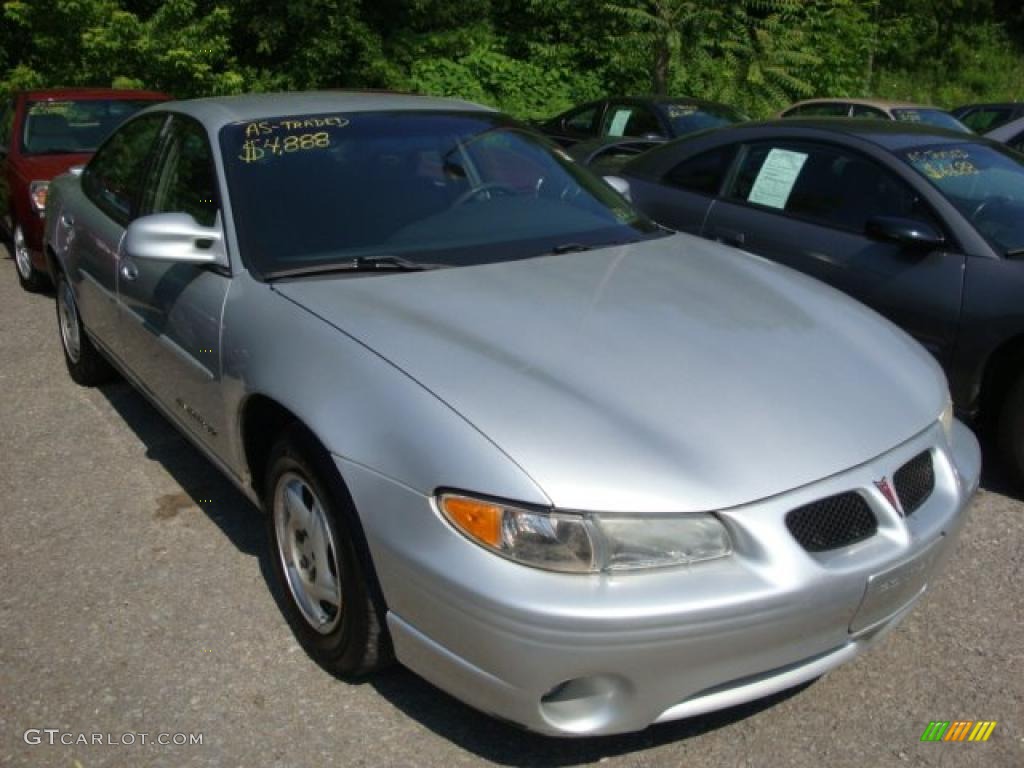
[124,212,227,267]
[603,175,632,201]
[865,215,945,250]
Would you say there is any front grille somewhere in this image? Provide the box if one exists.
[785,492,877,552]
[894,451,934,516]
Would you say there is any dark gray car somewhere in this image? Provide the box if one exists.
[616,119,1024,480]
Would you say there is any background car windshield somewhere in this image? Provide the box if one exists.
[666,103,745,136]
[891,108,970,133]
[22,99,155,154]
[220,111,660,275]
[902,141,1024,253]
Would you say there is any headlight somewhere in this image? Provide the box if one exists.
[29,180,49,215]
[939,397,954,443]
[438,492,732,573]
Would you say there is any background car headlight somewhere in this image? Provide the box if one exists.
[940,397,954,443]
[438,493,731,573]
[29,180,49,215]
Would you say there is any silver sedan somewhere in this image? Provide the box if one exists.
[43,92,980,737]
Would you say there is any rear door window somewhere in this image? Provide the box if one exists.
[82,114,167,225]
[664,145,737,196]
[563,106,598,136]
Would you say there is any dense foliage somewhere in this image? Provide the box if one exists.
[1,0,1022,118]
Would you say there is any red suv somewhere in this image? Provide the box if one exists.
[0,88,169,291]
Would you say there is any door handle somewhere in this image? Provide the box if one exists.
[60,213,74,228]
[715,230,746,248]
[120,259,139,282]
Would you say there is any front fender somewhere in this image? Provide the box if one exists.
[220,271,551,507]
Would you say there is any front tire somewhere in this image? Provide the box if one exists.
[265,425,392,677]
[13,224,50,292]
[55,271,115,386]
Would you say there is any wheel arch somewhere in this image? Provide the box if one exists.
[978,333,1024,425]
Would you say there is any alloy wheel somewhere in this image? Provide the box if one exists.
[274,472,344,634]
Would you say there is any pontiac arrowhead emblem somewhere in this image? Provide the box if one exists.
[875,477,904,516]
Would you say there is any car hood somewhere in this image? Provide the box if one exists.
[15,152,92,181]
[273,234,947,513]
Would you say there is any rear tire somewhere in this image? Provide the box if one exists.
[265,425,392,677]
[998,371,1024,485]
[13,224,50,293]
[55,271,115,386]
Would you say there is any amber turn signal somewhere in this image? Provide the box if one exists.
[440,495,503,547]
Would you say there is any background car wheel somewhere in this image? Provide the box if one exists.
[12,224,50,292]
[55,271,115,386]
[998,371,1024,485]
[265,425,392,677]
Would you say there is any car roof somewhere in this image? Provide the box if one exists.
[149,91,494,130]
[719,118,976,149]
[955,101,1024,111]
[18,87,169,101]
[786,98,940,111]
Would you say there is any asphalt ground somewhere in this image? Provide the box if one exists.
[0,246,1021,768]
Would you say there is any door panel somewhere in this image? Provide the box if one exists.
[704,141,965,364]
[68,200,126,347]
[118,115,230,453]
[73,113,166,350]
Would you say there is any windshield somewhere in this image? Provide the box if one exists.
[21,99,157,155]
[220,111,662,276]
[666,103,745,137]
[891,108,971,133]
[901,141,1024,253]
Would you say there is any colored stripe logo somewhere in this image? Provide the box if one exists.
[920,721,996,742]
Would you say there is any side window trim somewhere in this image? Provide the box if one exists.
[142,113,221,222]
[721,139,954,243]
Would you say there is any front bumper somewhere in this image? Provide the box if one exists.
[339,420,980,736]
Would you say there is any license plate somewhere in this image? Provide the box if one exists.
[849,537,944,634]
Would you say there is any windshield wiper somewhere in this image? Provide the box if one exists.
[264,255,448,281]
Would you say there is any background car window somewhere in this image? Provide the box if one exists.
[82,114,165,225]
[0,100,13,148]
[961,108,1012,132]
[1009,131,1024,154]
[891,108,970,133]
[729,142,937,233]
[564,106,598,134]
[21,99,157,154]
[789,103,851,117]
[664,145,737,196]
[851,104,887,119]
[147,117,218,226]
[603,105,663,138]
[665,103,745,136]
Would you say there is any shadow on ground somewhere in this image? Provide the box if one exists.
[370,669,811,765]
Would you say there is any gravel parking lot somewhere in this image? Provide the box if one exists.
[0,246,1021,768]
